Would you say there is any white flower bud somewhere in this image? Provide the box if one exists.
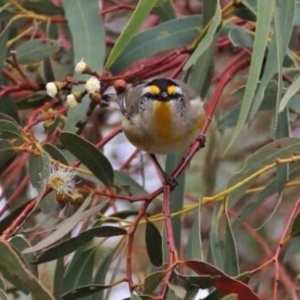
[85,76,101,94]
[75,60,87,74]
[46,82,58,97]
[66,94,78,108]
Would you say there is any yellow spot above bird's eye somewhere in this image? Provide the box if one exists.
[148,85,160,95]
[167,85,177,95]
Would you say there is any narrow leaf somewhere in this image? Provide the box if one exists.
[105,0,159,68]
[145,220,163,267]
[224,209,239,276]
[184,2,221,70]
[0,239,54,299]
[59,132,114,187]
[34,226,126,263]
[23,197,107,253]
[227,0,274,151]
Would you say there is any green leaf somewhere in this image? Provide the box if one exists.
[207,205,223,269]
[152,0,176,21]
[9,235,38,277]
[184,2,221,70]
[233,161,300,230]
[43,143,68,165]
[105,0,159,68]
[0,120,23,139]
[228,27,253,48]
[144,270,166,295]
[62,284,113,300]
[28,152,51,191]
[250,0,295,118]
[226,0,274,151]
[227,138,300,205]
[110,15,202,74]
[54,257,66,299]
[279,74,300,112]
[16,92,48,110]
[15,39,60,64]
[232,1,257,22]
[114,170,147,195]
[0,239,54,299]
[62,0,105,71]
[291,212,300,238]
[92,247,119,300]
[23,0,64,15]
[59,132,114,187]
[34,226,126,263]
[23,197,107,253]
[62,245,96,294]
[0,290,8,300]
[224,210,239,276]
[62,0,105,133]
[0,140,16,175]
[0,93,19,123]
[145,220,163,267]
[185,206,203,262]
[165,152,185,253]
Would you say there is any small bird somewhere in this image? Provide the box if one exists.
[118,78,205,187]
[119,77,205,155]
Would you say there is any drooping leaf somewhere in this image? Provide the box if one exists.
[92,246,120,300]
[227,0,274,151]
[165,152,185,253]
[105,0,160,68]
[144,270,166,295]
[145,220,163,267]
[184,2,221,70]
[228,138,300,205]
[0,239,54,299]
[34,226,126,263]
[59,132,114,187]
[9,235,38,277]
[249,0,295,119]
[224,210,239,276]
[185,206,203,262]
[23,197,107,253]
[62,0,105,133]
[61,245,96,294]
[0,140,16,175]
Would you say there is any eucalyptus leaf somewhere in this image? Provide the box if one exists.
[59,132,114,187]
[15,39,60,64]
[105,0,160,68]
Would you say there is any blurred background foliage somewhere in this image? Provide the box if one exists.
[0,0,300,299]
